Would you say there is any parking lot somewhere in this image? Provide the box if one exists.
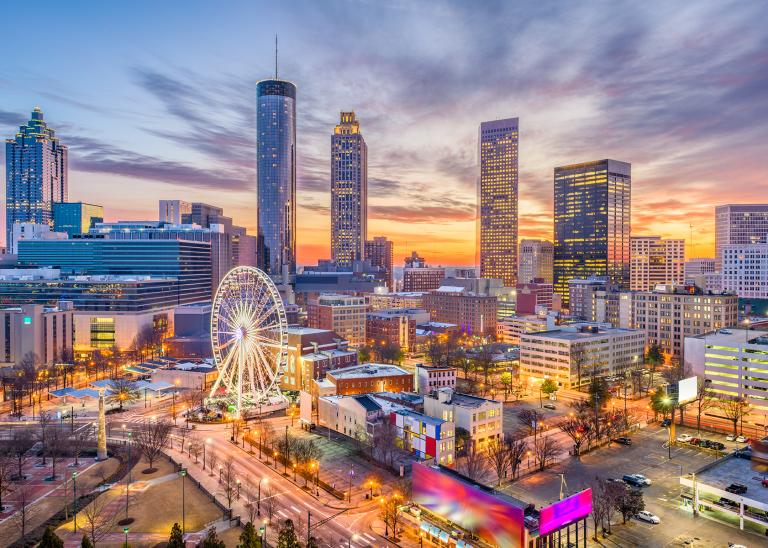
[499,424,761,546]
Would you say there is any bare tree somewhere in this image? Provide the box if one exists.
[133,419,172,472]
[717,395,751,436]
[70,424,96,466]
[244,481,259,523]
[533,436,560,471]
[485,437,510,486]
[188,436,202,462]
[372,420,399,468]
[81,493,119,547]
[590,478,609,540]
[508,437,527,479]
[176,425,189,453]
[46,426,68,480]
[9,427,35,479]
[38,410,54,465]
[517,409,545,445]
[602,480,626,533]
[558,415,591,458]
[457,443,488,482]
[379,493,405,540]
[220,456,238,510]
[693,379,716,434]
[207,448,219,477]
[0,453,14,511]
[263,482,277,524]
[12,483,37,543]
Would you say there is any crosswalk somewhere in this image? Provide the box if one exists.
[271,504,376,547]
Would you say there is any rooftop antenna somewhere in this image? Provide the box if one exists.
[275,34,278,79]
[689,223,694,257]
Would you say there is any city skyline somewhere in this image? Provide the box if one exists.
[1,1,767,265]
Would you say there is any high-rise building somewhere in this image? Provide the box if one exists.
[629,236,685,291]
[567,277,607,320]
[715,204,768,270]
[159,200,192,224]
[554,160,631,303]
[257,79,297,276]
[422,287,497,338]
[53,202,103,237]
[684,258,721,291]
[478,118,518,287]
[5,108,68,243]
[364,236,393,290]
[331,112,367,270]
[518,239,554,284]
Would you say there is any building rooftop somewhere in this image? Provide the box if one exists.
[327,363,411,380]
[302,349,356,362]
[429,389,500,408]
[690,327,768,346]
[394,408,446,426]
[286,327,333,336]
[692,454,768,508]
[525,325,642,341]
[353,394,382,413]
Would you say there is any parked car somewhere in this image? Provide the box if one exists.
[543,403,557,410]
[661,418,672,427]
[622,474,652,487]
[725,483,748,494]
[690,437,701,445]
[726,434,737,441]
[718,497,738,508]
[761,478,768,488]
[636,511,660,524]
[709,441,725,451]
[696,439,712,448]
[612,437,632,445]
[736,435,748,443]
[677,434,693,443]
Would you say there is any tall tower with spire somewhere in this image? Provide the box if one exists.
[256,39,297,277]
[5,107,68,244]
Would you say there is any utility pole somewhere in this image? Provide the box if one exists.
[307,510,311,546]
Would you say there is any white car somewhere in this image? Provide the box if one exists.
[634,474,652,486]
[636,511,660,524]
[677,434,693,443]
[726,434,737,441]
[736,435,748,443]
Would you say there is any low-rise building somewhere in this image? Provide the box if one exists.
[0,302,74,367]
[685,328,768,420]
[151,361,218,391]
[366,308,429,352]
[422,286,497,338]
[283,327,357,391]
[323,363,414,395]
[307,294,367,347]
[519,325,645,389]
[415,364,457,395]
[515,279,554,315]
[392,408,454,465]
[403,252,446,292]
[423,388,502,448]
[368,291,426,311]
[497,314,559,345]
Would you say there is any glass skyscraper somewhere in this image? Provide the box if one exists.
[478,118,518,287]
[553,159,631,302]
[257,79,296,276]
[52,202,103,236]
[5,107,68,244]
[331,112,367,270]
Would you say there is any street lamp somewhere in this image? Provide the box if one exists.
[180,468,187,534]
[124,527,129,546]
[72,471,78,532]
[261,518,268,544]
[218,464,223,483]
[349,533,359,548]
[237,478,242,499]
[273,451,279,468]
[126,431,133,522]
[203,438,211,470]
[257,477,268,516]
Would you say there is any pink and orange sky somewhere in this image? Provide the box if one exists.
[1,1,767,266]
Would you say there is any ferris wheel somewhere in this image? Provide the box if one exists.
[207,266,288,417]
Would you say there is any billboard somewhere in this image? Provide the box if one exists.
[412,463,525,547]
[539,489,593,536]
[678,376,698,405]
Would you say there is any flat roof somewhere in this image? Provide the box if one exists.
[526,327,642,341]
[692,454,768,508]
[395,408,446,426]
[328,363,411,379]
[691,328,768,346]
[286,327,332,335]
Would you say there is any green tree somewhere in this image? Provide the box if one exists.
[454,427,471,456]
[277,519,300,548]
[587,377,611,409]
[237,522,262,548]
[541,379,558,396]
[650,387,675,419]
[105,377,140,411]
[200,527,226,548]
[645,343,664,389]
[500,372,513,401]
[39,526,64,548]
[80,535,94,548]
[167,523,184,548]
[358,345,372,363]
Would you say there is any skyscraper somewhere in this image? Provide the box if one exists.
[257,79,296,276]
[5,107,68,244]
[478,118,518,287]
[53,202,103,237]
[518,239,554,284]
[715,204,768,269]
[331,112,367,270]
[554,160,631,302]
[364,236,393,290]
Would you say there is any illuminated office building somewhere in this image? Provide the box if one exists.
[53,202,103,237]
[518,239,554,284]
[257,79,297,276]
[478,118,518,287]
[629,236,685,291]
[364,236,393,290]
[715,204,768,270]
[5,108,68,244]
[554,160,631,303]
[331,112,367,270]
